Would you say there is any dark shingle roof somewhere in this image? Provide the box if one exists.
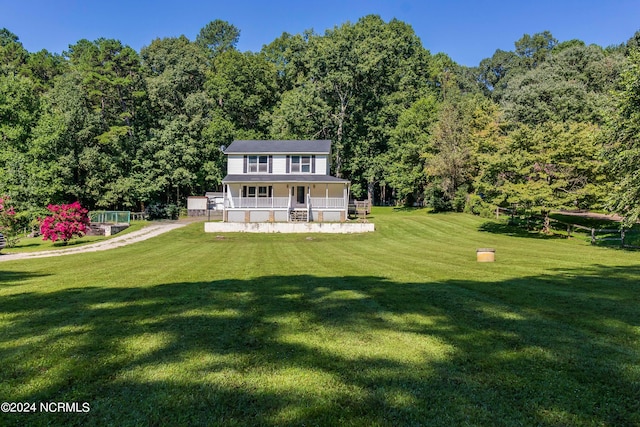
[222,174,349,184]
[224,140,331,154]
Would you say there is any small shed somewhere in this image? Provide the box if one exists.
[187,196,209,216]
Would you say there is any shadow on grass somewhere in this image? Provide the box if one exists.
[7,243,40,249]
[49,238,101,248]
[478,221,566,240]
[392,206,427,212]
[6,237,103,254]
[549,213,621,230]
[0,270,49,285]
[0,268,639,426]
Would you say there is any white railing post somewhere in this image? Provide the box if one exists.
[326,184,329,209]
[345,185,350,221]
[223,184,226,210]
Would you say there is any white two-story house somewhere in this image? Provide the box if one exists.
[221,140,350,223]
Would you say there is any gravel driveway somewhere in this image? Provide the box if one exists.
[0,222,189,262]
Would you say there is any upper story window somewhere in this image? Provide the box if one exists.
[291,155,311,173]
[248,155,268,173]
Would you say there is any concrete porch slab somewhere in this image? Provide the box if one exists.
[204,222,374,234]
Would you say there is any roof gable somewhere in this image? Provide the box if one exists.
[224,140,331,154]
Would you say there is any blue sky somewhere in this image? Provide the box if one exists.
[2,0,639,67]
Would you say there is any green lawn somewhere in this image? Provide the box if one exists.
[1,221,148,254]
[0,208,638,426]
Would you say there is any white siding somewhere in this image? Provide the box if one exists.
[272,155,287,174]
[227,156,244,174]
[228,153,333,176]
[315,156,328,175]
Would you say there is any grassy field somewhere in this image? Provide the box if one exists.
[0,208,638,426]
[1,221,148,254]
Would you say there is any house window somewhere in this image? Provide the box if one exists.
[291,155,311,173]
[243,186,272,197]
[248,155,268,173]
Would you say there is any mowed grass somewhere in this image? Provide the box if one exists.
[0,208,638,426]
[1,221,148,254]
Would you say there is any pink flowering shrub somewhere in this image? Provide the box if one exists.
[40,202,90,244]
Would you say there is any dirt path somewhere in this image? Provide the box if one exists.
[0,220,197,262]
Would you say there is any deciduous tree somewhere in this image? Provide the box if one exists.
[479,122,607,230]
[384,96,438,204]
[604,49,640,225]
[141,36,223,204]
[0,194,19,247]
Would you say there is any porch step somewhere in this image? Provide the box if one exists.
[289,209,308,222]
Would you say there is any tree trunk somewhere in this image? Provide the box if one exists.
[542,210,551,234]
[334,105,346,178]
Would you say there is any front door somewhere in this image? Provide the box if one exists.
[296,186,306,206]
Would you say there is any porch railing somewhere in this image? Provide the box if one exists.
[227,197,289,208]
[224,196,346,209]
[309,197,346,209]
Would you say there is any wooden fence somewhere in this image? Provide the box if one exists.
[495,207,639,248]
[131,212,148,220]
[346,200,371,222]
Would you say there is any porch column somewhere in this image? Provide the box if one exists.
[222,183,226,208]
[307,186,311,222]
[222,184,226,222]
[343,184,348,210]
[326,184,328,208]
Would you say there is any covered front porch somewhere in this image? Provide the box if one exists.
[221,176,350,223]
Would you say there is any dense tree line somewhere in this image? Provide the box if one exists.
[1,18,639,224]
